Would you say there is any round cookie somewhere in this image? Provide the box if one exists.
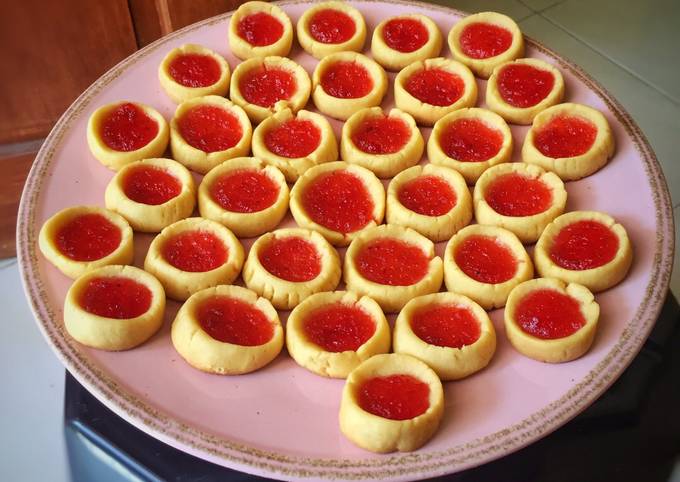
[286,291,391,378]
[371,14,443,71]
[297,1,367,59]
[228,1,293,60]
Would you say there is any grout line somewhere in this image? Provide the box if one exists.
[0,258,17,271]
[673,203,680,210]
[517,0,567,14]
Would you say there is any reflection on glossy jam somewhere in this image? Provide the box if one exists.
[397,175,457,217]
[351,116,411,155]
[197,296,273,345]
[320,61,373,99]
[497,64,555,108]
[516,289,586,339]
[210,169,280,214]
[162,231,228,272]
[534,115,598,158]
[459,22,513,59]
[550,220,618,270]
[259,236,321,282]
[79,277,152,319]
[239,66,297,107]
[485,172,552,217]
[411,304,481,348]
[168,53,221,88]
[405,68,465,107]
[303,303,375,352]
[100,103,159,152]
[264,119,321,158]
[56,214,121,262]
[309,8,356,44]
[454,235,517,284]
[302,170,374,233]
[358,374,430,420]
[356,238,429,286]
[123,166,182,205]
[177,105,242,153]
[237,12,284,47]
[440,118,504,162]
[382,18,428,53]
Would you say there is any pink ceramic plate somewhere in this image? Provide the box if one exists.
[17,1,673,480]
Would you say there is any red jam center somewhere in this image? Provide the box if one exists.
[162,231,228,273]
[264,119,321,158]
[303,303,375,352]
[55,214,121,262]
[397,175,457,217]
[320,62,373,99]
[459,22,513,59]
[168,53,221,88]
[351,116,411,155]
[309,8,356,44]
[302,170,374,233]
[356,238,429,286]
[485,173,552,217]
[79,277,152,319]
[237,12,284,47]
[177,105,242,153]
[516,289,586,339]
[411,304,481,348]
[455,235,517,284]
[123,166,182,205]
[497,64,555,108]
[382,18,429,53]
[258,237,321,282]
[550,220,619,270]
[405,68,465,107]
[440,118,504,162]
[239,66,297,108]
[100,103,158,152]
[358,374,430,420]
[196,296,273,346]
[534,115,598,158]
[210,168,280,213]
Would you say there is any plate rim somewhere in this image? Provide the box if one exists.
[16,0,675,479]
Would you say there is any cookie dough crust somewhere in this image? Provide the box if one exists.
[297,1,367,59]
[228,1,293,60]
[371,14,443,72]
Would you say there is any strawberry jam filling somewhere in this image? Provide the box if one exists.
[303,303,375,352]
[100,103,158,152]
[485,173,552,217]
[549,220,619,270]
[534,115,598,158]
[123,166,182,205]
[210,169,280,214]
[459,22,513,59]
[358,374,430,420]
[356,238,429,286]
[497,64,555,108]
[455,235,517,284]
[56,214,121,262]
[162,231,228,272]
[177,105,242,153]
[411,304,481,348]
[405,68,465,107]
[320,61,373,99]
[168,53,221,88]
[197,296,273,346]
[258,237,321,282]
[302,170,374,233]
[440,118,504,162]
[237,11,284,47]
[264,119,321,158]
[515,289,586,339]
[351,116,411,155]
[239,66,297,108]
[308,8,356,44]
[79,277,152,319]
[382,18,429,53]
[398,175,457,217]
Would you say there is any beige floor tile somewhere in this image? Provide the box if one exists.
[428,0,533,20]
[519,0,565,12]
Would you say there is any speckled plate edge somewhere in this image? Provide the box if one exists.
[16,0,674,480]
